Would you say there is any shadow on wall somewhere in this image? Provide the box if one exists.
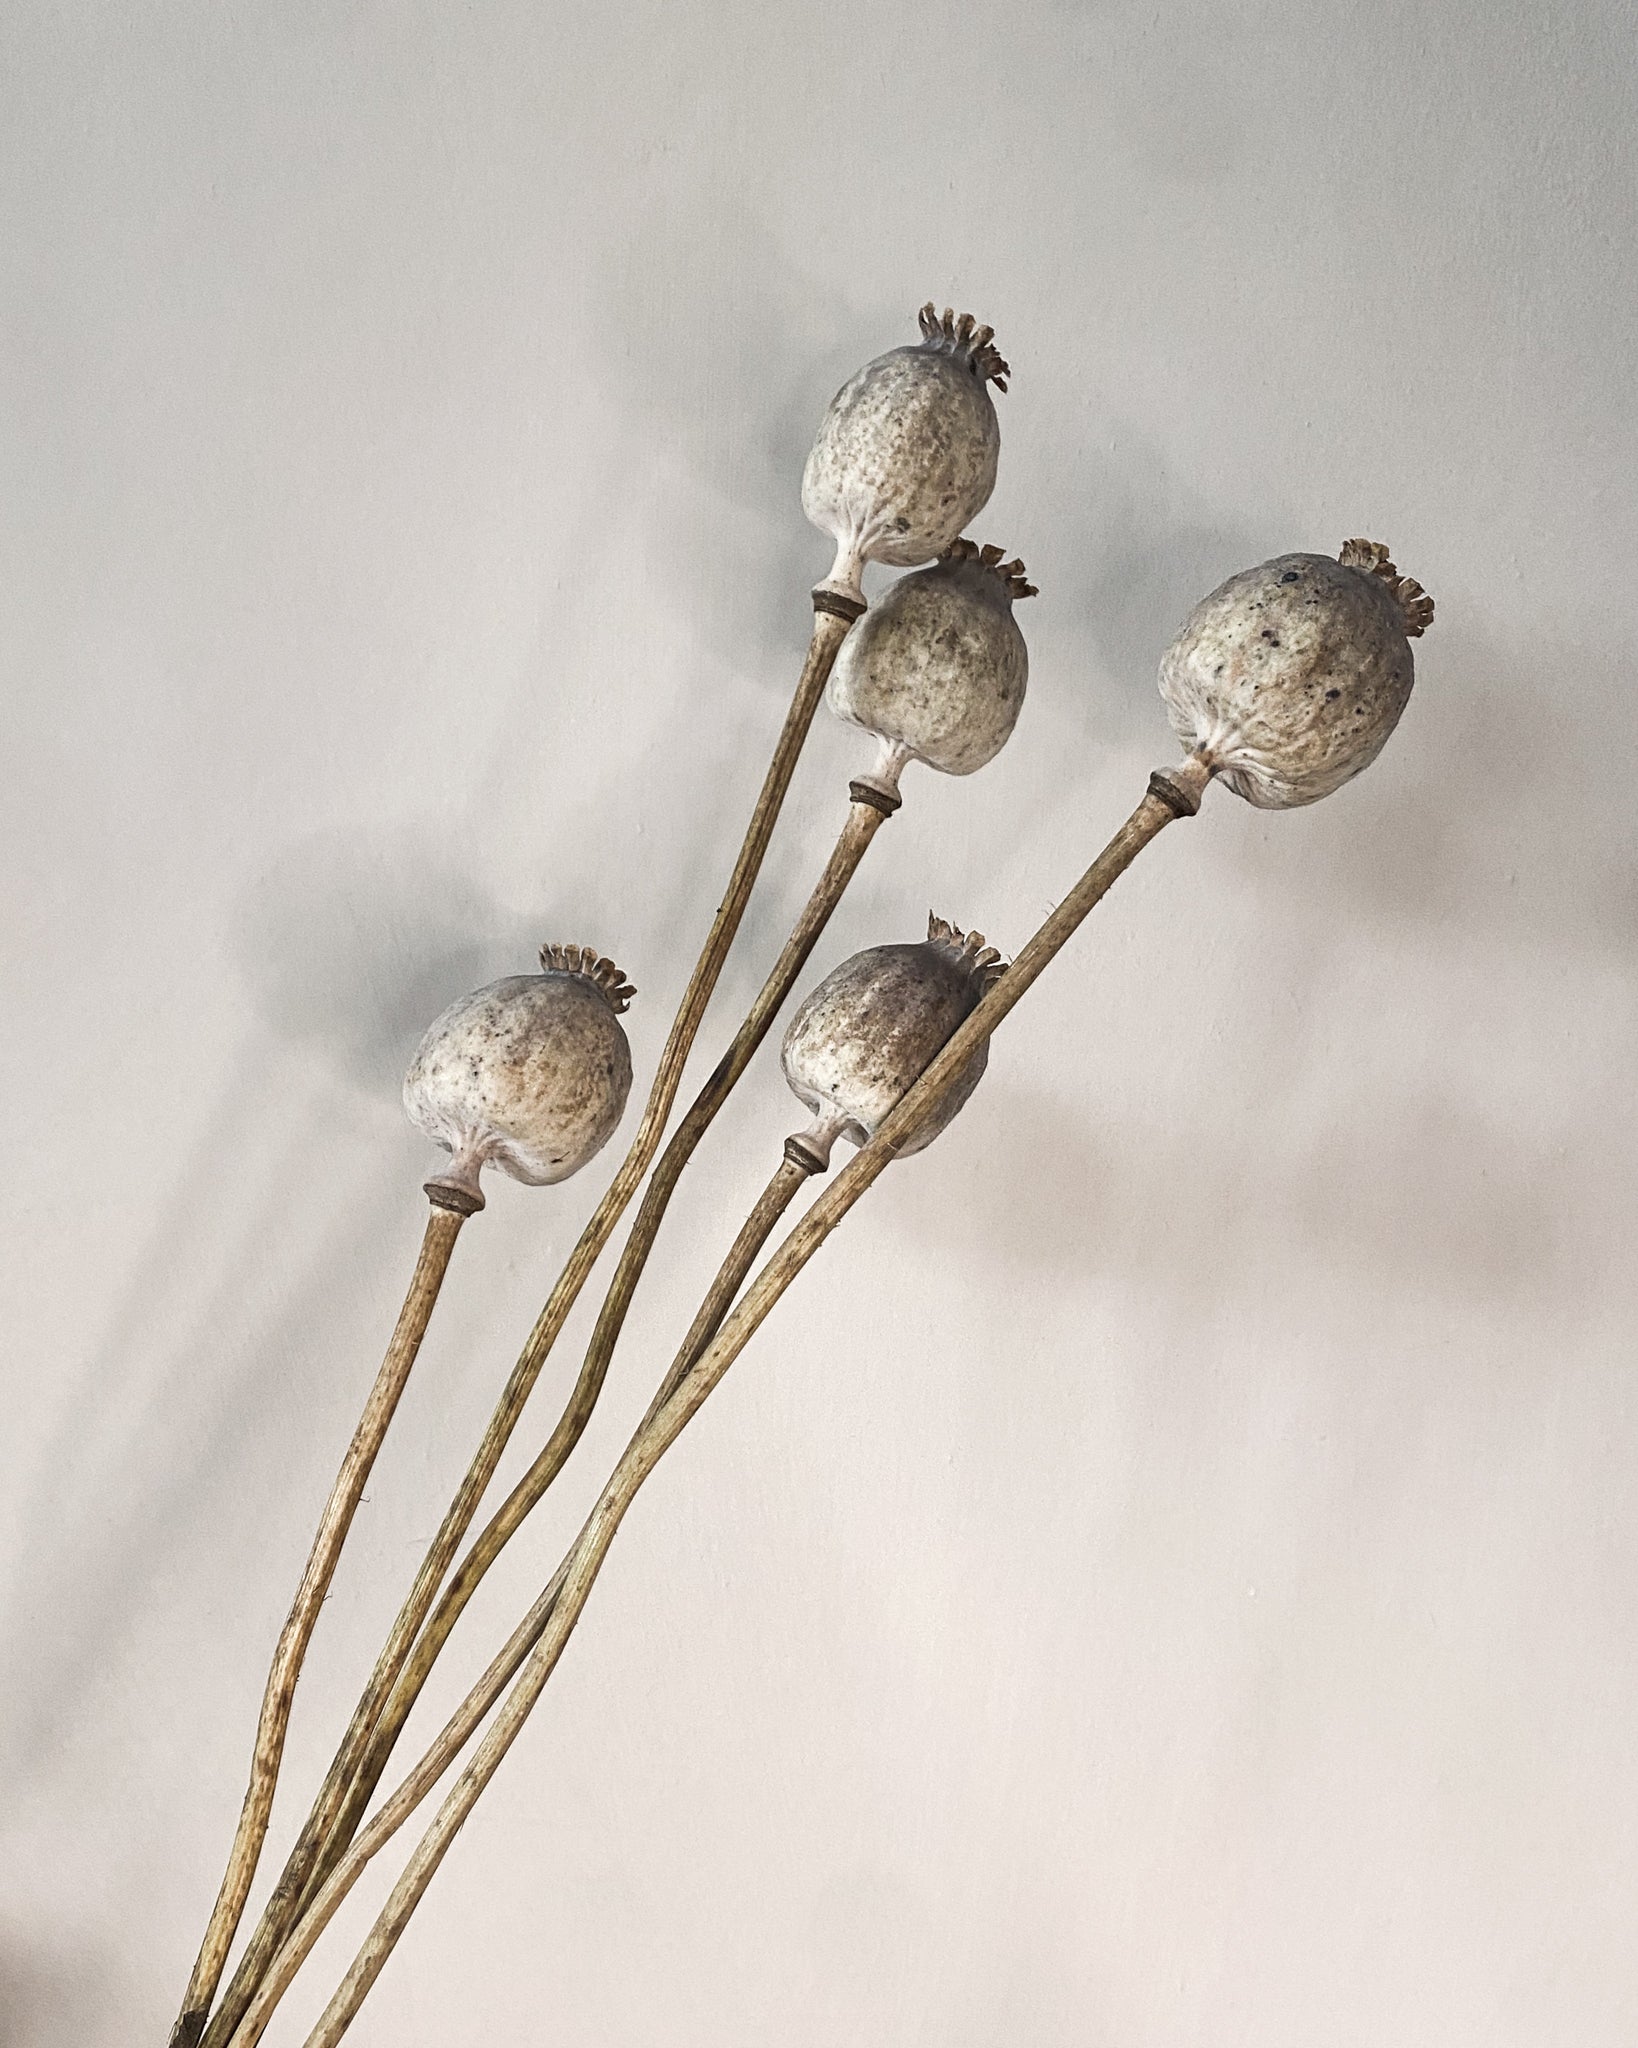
[0,1044,420,1787]
[0,1927,126,2048]
[23,507,1612,1806]
[4,673,849,1794]
[914,1073,1564,1308]
[1029,428,1266,751]
[0,804,686,1804]
[0,818,574,1786]
[576,197,888,668]
[1021,413,1635,973]
[232,820,549,1095]
[885,615,1633,1345]
[434,202,887,1072]
[1244,622,1636,954]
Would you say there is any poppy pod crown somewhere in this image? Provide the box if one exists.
[538,943,636,1013]
[923,912,1007,993]
[915,303,1011,390]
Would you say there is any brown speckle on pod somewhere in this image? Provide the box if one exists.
[1157,541,1434,809]
[828,539,1034,791]
[404,945,636,1209]
[802,307,1008,607]
[781,914,1007,1159]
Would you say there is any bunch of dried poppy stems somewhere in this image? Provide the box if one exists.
[166,304,1433,2048]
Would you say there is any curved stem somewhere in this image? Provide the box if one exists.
[290,760,1208,2047]
[194,597,858,2048]
[302,798,892,1902]
[646,1148,817,1406]
[223,1566,571,2048]
[169,1202,467,2048]
[224,1153,818,2048]
[294,1155,815,2048]
[677,767,1206,1372]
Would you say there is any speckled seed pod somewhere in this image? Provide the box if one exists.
[802,306,1009,606]
[827,537,1036,797]
[1157,539,1435,809]
[781,916,1006,1161]
[403,945,636,1213]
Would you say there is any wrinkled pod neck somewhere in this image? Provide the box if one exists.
[782,1109,854,1177]
[814,539,871,617]
[850,735,912,814]
[424,1139,488,1217]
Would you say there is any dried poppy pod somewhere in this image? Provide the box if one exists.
[828,537,1036,801]
[403,944,636,1213]
[1157,539,1435,810]
[803,305,1009,608]
[781,915,1006,1164]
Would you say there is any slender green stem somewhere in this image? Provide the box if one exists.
[192,598,858,2048]
[291,760,1209,2047]
[168,1202,468,2048]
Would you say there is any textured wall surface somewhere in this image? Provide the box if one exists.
[4,5,1635,2043]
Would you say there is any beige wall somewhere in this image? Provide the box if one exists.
[4,4,1635,2042]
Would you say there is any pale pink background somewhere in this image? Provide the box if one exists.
[3,4,1635,2043]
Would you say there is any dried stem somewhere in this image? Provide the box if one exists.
[221,1569,572,2048]
[292,1152,823,2048]
[169,1202,468,2048]
[290,757,1211,2046]
[641,1142,824,1412]
[193,598,858,2048]
[223,1151,821,2048]
[299,796,894,1905]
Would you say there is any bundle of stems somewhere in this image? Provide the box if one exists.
[166,1207,472,2048]
[286,780,902,1923]
[168,294,1431,2045]
[221,758,1211,2048]
[173,592,876,2048]
[175,301,1023,2048]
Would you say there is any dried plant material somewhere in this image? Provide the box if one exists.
[1157,542,1435,809]
[536,943,636,1010]
[159,251,1441,2048]
[803,305,1007,605]
[917,303,1010,388]
[303,539,1038,1908]
[291,790,901,1906]
[170,1208,468,2048]
[250,600,1427,2029]
[403,949,635,1211]
[828,538,1035,791]
[194,604,862,2048]
[1337,537,1436,635]
[781,914,1006,1157]
[278,776,1202,2048]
